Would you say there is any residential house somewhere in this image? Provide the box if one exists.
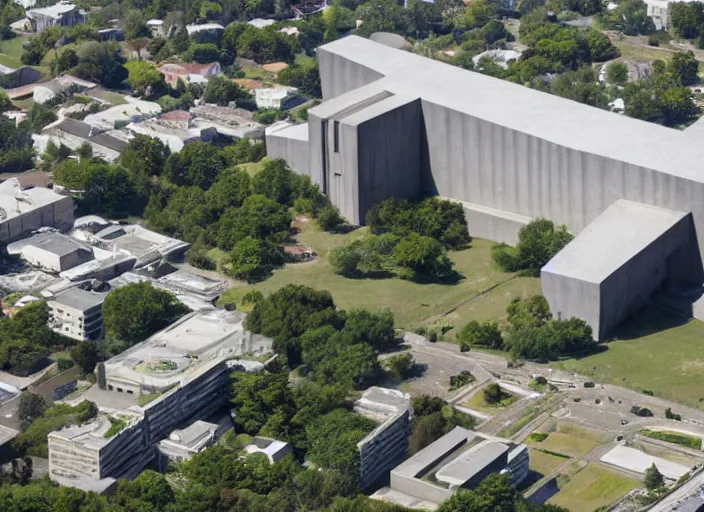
[185,23,224,37]
[26,2,85,33]
[83,100,162,130]
[42,118,128,163]
[146,19,164,37]
[32,75,96,105]
[157,62,222,88]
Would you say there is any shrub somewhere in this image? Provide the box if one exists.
[457,320,503,351]
[529,432,549,442]
[665,407,682,421]
[241,290,264,305]
[57,358,74,372]
[317,205,344,231]
[483,383,503,404]
[449,370,475,390]
[631,405,654,417]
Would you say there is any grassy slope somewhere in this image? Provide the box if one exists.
[527,423,607,458]
[219,220,539,330]
[548,463,640,512]
[529,449,568,477]
[462,388,519,414]
[554,307,704,408]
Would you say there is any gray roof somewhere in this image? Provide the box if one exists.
[369,32,411,50]
[52,287,105,312]
[542,199,688,283]
[318,36,704,183]
[435,440,509,487]
[392,426,475,478]
[54,118,127,153]
[15,232,90,258]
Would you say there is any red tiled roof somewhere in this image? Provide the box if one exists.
[161,110,191,121]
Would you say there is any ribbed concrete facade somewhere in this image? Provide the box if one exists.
[266,35,704,339]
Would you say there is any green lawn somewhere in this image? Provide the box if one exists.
[554,307,704,408]
[238,158,268,178]
[527,423,607,458]
[529,449,568,477]
[641,430,702,450]
[0,36,29,68]
[242,66,270,79]
[218,221,532,330]
[462,387,519,415]
[548,463,640,512]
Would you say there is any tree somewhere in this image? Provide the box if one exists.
[76,142,93,160]
[120,134,170,189]
[317,205,344,231]
[251,158,299,205]
[667,51,699,85]
[82,164,138,218]
[277,56,322,97]
[465,0,495,28]
[70,341,99,375]
[245,284,342,361]
[393,233,454,280]
[660,86,698,125]
[74,42,128,88]
[18,392,46,431]
[438,474,519,512]
[585,28,619,61]
[483,382,503,404]
[0,117,34,173]
[207,166,252,212]
[227,236,284,282]
[230,366,294,435]
[123,10,150,40]
[606,62,629,84]
[305,409,377,477]
[457,320,503,351]
[102,282,189,346]
[215,194,292,251]
[670,2,704,39]
[164,141,226,189]
[644,463,664,490]
[52,47,78,76]
[125,60,167,97]
[186,42,220,64]
[356,0,406,37]
[492,218,573,276]
[600,0,655,35]
[329,244,363,276]
[201,75,250,105]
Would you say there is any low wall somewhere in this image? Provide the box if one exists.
[29,366,81,404]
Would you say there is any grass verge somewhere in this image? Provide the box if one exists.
[548,463,640,512]
[641,430,702,450]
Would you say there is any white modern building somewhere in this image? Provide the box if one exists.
[255,85,299,110]
[47,287,105,341]
[158,419,227,462]
[243,437,292,463]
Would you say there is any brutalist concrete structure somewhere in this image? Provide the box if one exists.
[354,387,412,489]
[267,35,704,339]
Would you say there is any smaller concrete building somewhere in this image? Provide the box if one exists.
[0,64,40,89]
[243,437,292,463]
[7,231,93,273]
[255,85,299,110]
[383,427,529,506]
[26,2,84,33]
[47,287,106,341]
[247,19,275,29]
[190,103,265,140]
[355,387,412,489]
[0,178,74,244]
[158,419,223,462]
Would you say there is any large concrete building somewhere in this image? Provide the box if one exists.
[267,35,704,340]
[48,310,273,492]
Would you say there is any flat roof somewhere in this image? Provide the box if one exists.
[103,310,273,391]
[393,426,475,479]
[0,179,69,222]
[317,36,704,183]
[7,231,90,258]
[354,386,410,422]
[435,440,509,487]
[51,287,106,311]
[541,199,688,283]
[601,445,691,480]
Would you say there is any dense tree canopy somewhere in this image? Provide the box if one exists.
[102,282,189,348]
[0,301,60,376]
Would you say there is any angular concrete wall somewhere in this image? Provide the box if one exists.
[318,46,385,101]
[265,124,310,176]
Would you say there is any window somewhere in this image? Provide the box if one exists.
[333,121,339,153]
